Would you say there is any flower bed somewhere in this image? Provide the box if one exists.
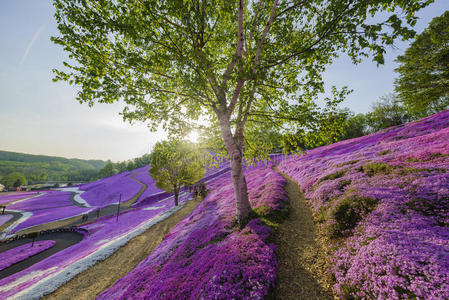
[0,192,40,205]
[79,171,142,207]
[279,110,449,299]
[4,191,91,234]
[131,166,164,204]
[0,240,56,271]
[98,166,287,300]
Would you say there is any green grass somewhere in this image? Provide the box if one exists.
[318,169,348,182]
[361,162,393,176]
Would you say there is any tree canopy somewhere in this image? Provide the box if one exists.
[99,161,116,178]
[52,0,432,225]
[2,172,26,189]
[395,10,449,117]
[149,140,205,206]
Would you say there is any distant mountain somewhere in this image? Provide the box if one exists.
[0,150,107,183]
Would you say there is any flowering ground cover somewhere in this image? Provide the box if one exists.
[131,166,164,204]
[0,240,56,271]
[278,110,449,299]
[0,192,40,205]
[98,166,288,300]
[79,171,142,207]
[3,191,91,235]
[0,188,195,299]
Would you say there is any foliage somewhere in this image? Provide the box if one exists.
[2,172,26,189]
[395,10,449,117]
[361,162,393,176]
[366,93,413,131]
[279,110,449,298]
[52,0,432,224]
[339,109,370,141]
[98,161,116,178]
[149,140,205,205]
[0,150,106,183]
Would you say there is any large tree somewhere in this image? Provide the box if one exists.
[52,0,431,226]
[395,10,449,117]
[149,140,205,206]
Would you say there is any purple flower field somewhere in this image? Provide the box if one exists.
[131,166,164,204]
[0,240,56,271]
[98,166,287,300]
[0,190,195,299]
[0,192,40,205]
[79,170,142,207]
[279,110,449,299]
[4,191,91,234]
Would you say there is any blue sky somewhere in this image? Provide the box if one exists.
[0,1,448,161]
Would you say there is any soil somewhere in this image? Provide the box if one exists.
[44,196,203,300]
[273,171,335,300]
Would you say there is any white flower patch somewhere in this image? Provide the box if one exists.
[55,187,90,208]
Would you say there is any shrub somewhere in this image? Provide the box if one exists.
[361,162,392,176]
[328,196,378,237]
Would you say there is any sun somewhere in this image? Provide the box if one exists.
[187,130,200,143]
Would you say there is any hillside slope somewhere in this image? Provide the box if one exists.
[0,150,106,183]
[279,110,449,298]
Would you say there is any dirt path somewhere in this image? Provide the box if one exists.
[273,171,334,299]
[45,196,203,300]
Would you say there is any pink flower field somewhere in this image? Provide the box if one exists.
[279,110,449,299]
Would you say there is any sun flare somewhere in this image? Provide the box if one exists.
[187,130,200,143]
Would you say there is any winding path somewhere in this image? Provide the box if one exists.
[273,170,334,299]
[0,171,149,237]
[0,231,84,280]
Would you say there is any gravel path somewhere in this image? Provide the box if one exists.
[44,196,203,300]
[273,171,334,299]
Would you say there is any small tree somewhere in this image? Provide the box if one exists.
[395,11,449,117]
[149,140,205,206]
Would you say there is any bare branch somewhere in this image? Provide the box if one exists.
[253,0,279,67]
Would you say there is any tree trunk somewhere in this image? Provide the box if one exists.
[218,115,251,227]
[174,188,179,206]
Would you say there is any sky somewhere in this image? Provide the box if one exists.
[0,1,448,162]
